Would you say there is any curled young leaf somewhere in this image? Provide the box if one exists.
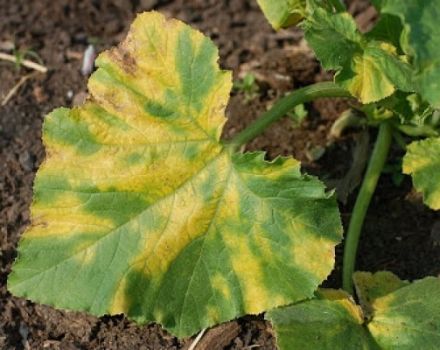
[8,12,342,337]
[257,0,307,30]
[403,137,440,210]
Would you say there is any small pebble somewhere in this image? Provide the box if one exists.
[73,91,88,106]
[139,0,159,11]
[81,44,96,76]
[18,151,33,172]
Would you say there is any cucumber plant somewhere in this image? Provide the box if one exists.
[8,0,440,348]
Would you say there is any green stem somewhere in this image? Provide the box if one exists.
[229,82,350,148]
[342,122,393,294]
[392,129,407,150]
[329,0,346,12]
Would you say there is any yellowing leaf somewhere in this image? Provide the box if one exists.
[368,277,440,349]
[336,44,413,104]
[8,12,342,337]
[257,0,306,30]
[403,137,440,210]
[269,274,440,350]
[353,271,409,318]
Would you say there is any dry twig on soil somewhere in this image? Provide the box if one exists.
[1,72,37,106]
[187,328,207,350]
[0,52,47,73]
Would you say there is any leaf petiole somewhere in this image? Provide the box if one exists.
[228,82,350,148]
[342,122,393,294]
[392,129,407,150]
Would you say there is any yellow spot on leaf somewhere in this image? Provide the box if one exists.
[211,274,231,300]
[368,294,412,346]
[28,194,114,238]
[206,305,221,323]
[348,53,395,103]
[223,230,271,313]
[291,222,335,282]
[131,153,230,277]
[110,276,129,314]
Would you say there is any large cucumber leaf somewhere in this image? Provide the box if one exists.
[268,272,440,350]
[382,0,440,108]
[8,12,342,337]
[403,137,440,210]
[302,6,413,104]
[257,0,307,30]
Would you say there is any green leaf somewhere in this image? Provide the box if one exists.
[382,0,440,108]
[8,12,342,337]
[303,7,413,103]
[257,0,307,30]
[368,277,440,349]
[365,14,403,50]
[302,7,362,71]
[403,137,440,210]
[268,273,440,349]
[366,0,403,50]
[267,289,379,350]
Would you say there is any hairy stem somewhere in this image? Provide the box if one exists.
[228,82,350,148]
[342,122,393,294]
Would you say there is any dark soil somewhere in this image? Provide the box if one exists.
[1,0,439,349]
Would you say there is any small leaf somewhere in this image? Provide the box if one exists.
[8,12,342,337]
[257,0,307,30]
[267,289,379,350]
[303,7,413,104]
[288,104,308,126]
[335,43,413,103]
[368,277,440,349]
[403,137,440,210]
[382,0,440,108]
